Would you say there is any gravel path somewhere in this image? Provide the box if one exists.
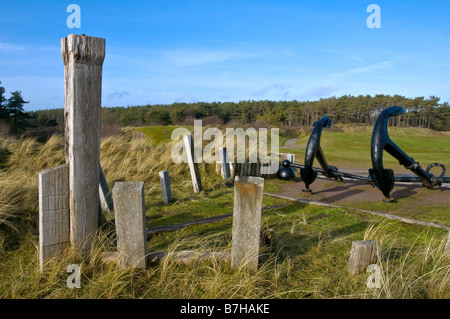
[282,137,300,148]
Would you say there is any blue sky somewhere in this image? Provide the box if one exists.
[0,0,449,111]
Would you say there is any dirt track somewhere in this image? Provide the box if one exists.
[277,174,450,207]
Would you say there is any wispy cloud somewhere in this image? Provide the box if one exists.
[0,42,25,51]
[317,48,365,63]
[252,83,291,97]
[163,49,256,67]
[331,61,393,78]
[308,85,338,97]
[107,91,130,100]
[295,85,340,100]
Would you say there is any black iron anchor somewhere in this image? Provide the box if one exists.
[369,105,445,201]
[276,107,449,201]
[300,115,342,192]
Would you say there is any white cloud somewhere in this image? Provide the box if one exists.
[0,42,25,51]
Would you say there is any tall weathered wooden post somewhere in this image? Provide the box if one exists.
[62,34,105,253]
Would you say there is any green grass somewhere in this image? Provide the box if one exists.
[0,131,448,299]
[135,125,293,148]
[135,126,193,146]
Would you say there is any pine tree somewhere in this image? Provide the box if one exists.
[0,81,7,119]
[5,91,30,136]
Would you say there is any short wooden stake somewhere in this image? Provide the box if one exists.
[39,164,70,271]
[62,34,105,253]
[159,170,173,203]
[348,240,379,275]
[219,147,231,180]
[229,162,236,178]
[183,134,202,193]
[113,182,147,269]
[99,164,113,212]
[286,153,296,163]
[247,162,252,176]
[231,176,264,271]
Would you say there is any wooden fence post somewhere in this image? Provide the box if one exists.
[347,240,379,275]
[159,170,173,203]
[113,182,147,269]
[219,147,231,180]
[183,134,202,193]
[286,153,296,163]
[229,162,236,178]
[39,164,70,271]
[231,176,264,271]
[62,34,105,253]
[99,164,113,212]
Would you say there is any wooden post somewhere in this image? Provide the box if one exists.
[229,162,236,178]
[159,170,173,203]
[347,240,379,275]
[99,164,113,212]
[113,182,147,269]
[183,135,202,193]
[39,164,70,271]
[219,147,231,180]
[62,34,105,253]
[231,176,264,271]
[286,153,296,163]
[255,163,260,177]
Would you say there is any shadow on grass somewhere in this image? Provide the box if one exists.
[381,247,410,262]
[0,146,11,169]
[274,221,368,260]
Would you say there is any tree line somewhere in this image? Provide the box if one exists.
[2,87,449,137]
[30,94,450,132]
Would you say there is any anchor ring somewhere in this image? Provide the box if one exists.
[426,163,446,179]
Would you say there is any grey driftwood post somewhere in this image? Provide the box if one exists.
[229,162,236,178]
[219,147,231,180]
[159,170,173,203]
[62,34,105,253]
[99,164,113,212]
[113,182,147,269]
[39,164,70,271]
[231,176,264,271]
[286,153,296,163]
[347,240,379,275]
[183,134,202,193]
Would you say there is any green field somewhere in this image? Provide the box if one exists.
[135,125,292,149]
[0,126,448,299]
